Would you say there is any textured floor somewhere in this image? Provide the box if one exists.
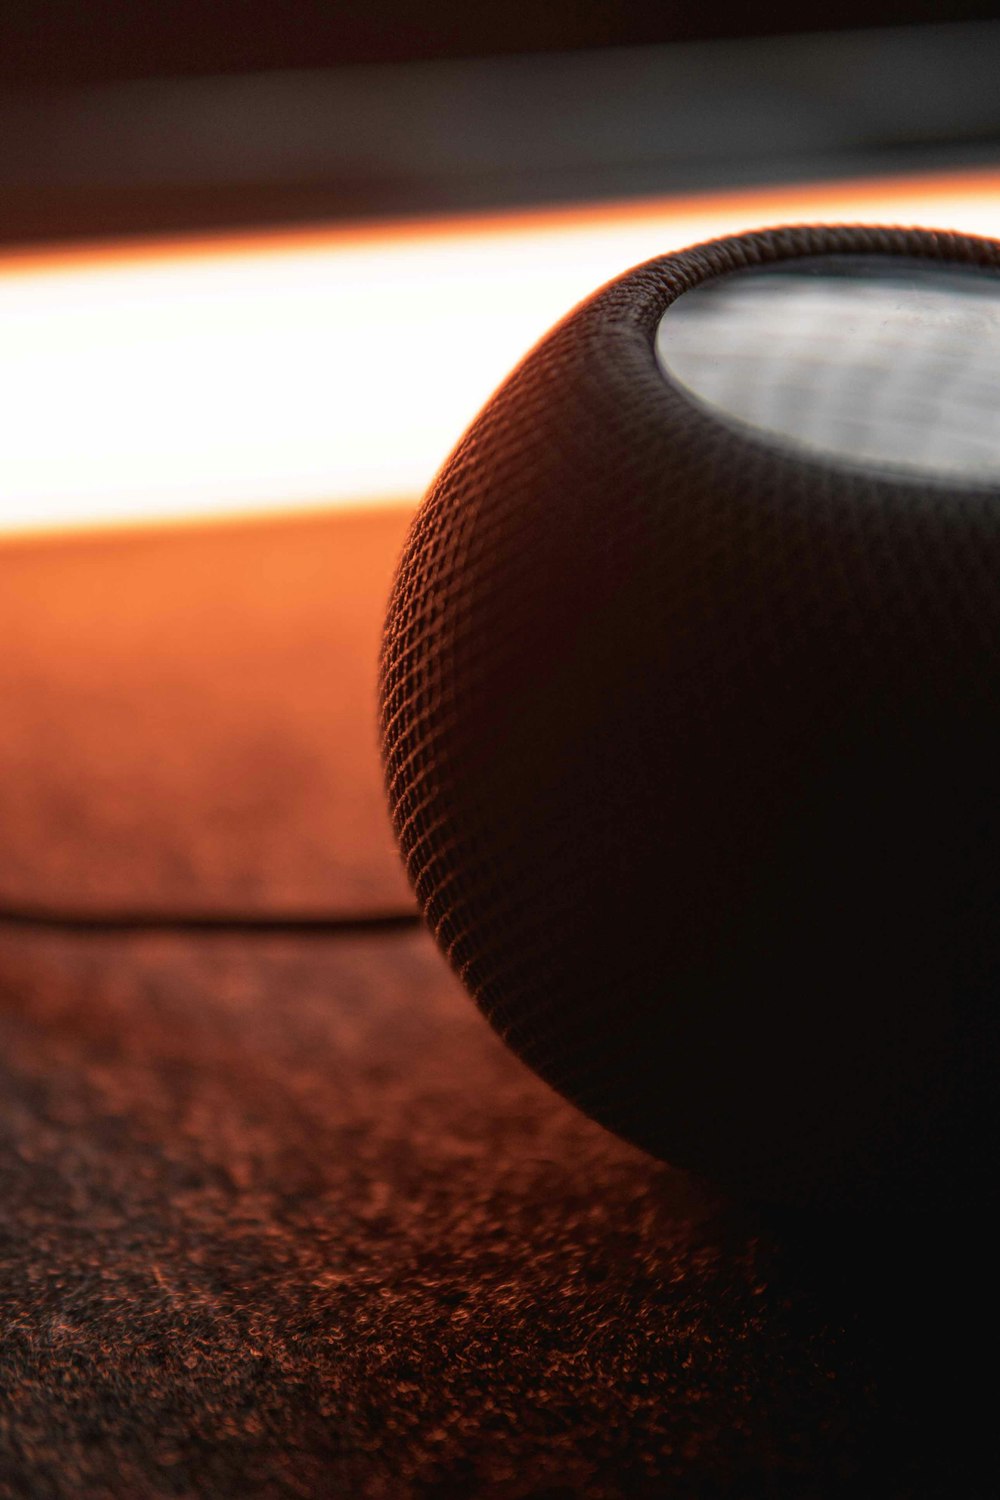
[1,924,990,1499]
[0,509,413,913]
[0,513,991,1496]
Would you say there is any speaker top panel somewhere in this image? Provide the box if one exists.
[656,253,1000,485]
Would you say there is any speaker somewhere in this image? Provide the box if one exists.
[379,224,1000,1208]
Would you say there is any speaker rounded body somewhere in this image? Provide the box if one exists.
[379,224,1000,1208]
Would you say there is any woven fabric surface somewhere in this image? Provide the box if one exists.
[0,924,990,1498]
[380,224,1000,1206]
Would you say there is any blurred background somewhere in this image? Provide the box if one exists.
[3,3,1000,243]
[1,3,1000,912]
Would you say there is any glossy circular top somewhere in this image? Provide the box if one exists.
[656,254,1000,484]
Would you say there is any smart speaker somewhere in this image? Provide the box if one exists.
[379,225,1000,1207]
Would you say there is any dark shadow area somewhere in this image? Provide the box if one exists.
[0,922,992,1497]
[2,23,999,247]
[3,2,997,88]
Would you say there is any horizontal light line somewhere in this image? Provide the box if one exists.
[1,167,998,539]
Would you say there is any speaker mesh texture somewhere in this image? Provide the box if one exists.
[379,224,1000,1208]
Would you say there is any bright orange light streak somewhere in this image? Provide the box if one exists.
[1,168,998,537]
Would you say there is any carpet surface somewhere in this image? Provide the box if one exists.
[0,925,991,1498]
[0,510,413,914]
[0,513,991,1496]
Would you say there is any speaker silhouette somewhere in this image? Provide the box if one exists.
[379,225,1000,1208]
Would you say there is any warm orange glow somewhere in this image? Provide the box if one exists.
[2,167,999,538]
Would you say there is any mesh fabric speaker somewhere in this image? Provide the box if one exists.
[379,224,1000,1208]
